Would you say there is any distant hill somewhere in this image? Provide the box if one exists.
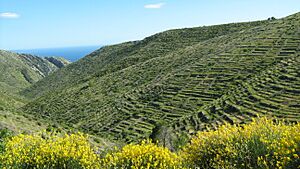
[0,50,70,93]
[0,50,70,110]
[21,12,300,143]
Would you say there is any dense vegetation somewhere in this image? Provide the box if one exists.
[0,118,299,168]
[20,12,300,143]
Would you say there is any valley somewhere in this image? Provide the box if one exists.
[0,11,299,169]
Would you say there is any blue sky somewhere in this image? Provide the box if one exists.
[0,0,299,50]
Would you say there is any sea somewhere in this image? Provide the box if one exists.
[12,45,101,62]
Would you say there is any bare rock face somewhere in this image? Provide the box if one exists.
[45,57,70,68]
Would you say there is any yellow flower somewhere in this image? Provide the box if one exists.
[100,139,183,169]
[180,117,300,168]
[0,132,100,169]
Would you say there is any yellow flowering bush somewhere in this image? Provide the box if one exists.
[180,118,300,169]
[0,132,100,169]
[1,118,299,169]
[100,139,184,169]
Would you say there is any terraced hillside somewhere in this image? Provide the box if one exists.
[171,56,300,136]
[22,12,300,142]
[21,20,266,98]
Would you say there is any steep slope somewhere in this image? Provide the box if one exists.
[22,12,300,142]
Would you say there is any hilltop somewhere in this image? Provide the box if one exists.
[20,12,300,144]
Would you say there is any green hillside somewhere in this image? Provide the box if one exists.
[22,12,300,143]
